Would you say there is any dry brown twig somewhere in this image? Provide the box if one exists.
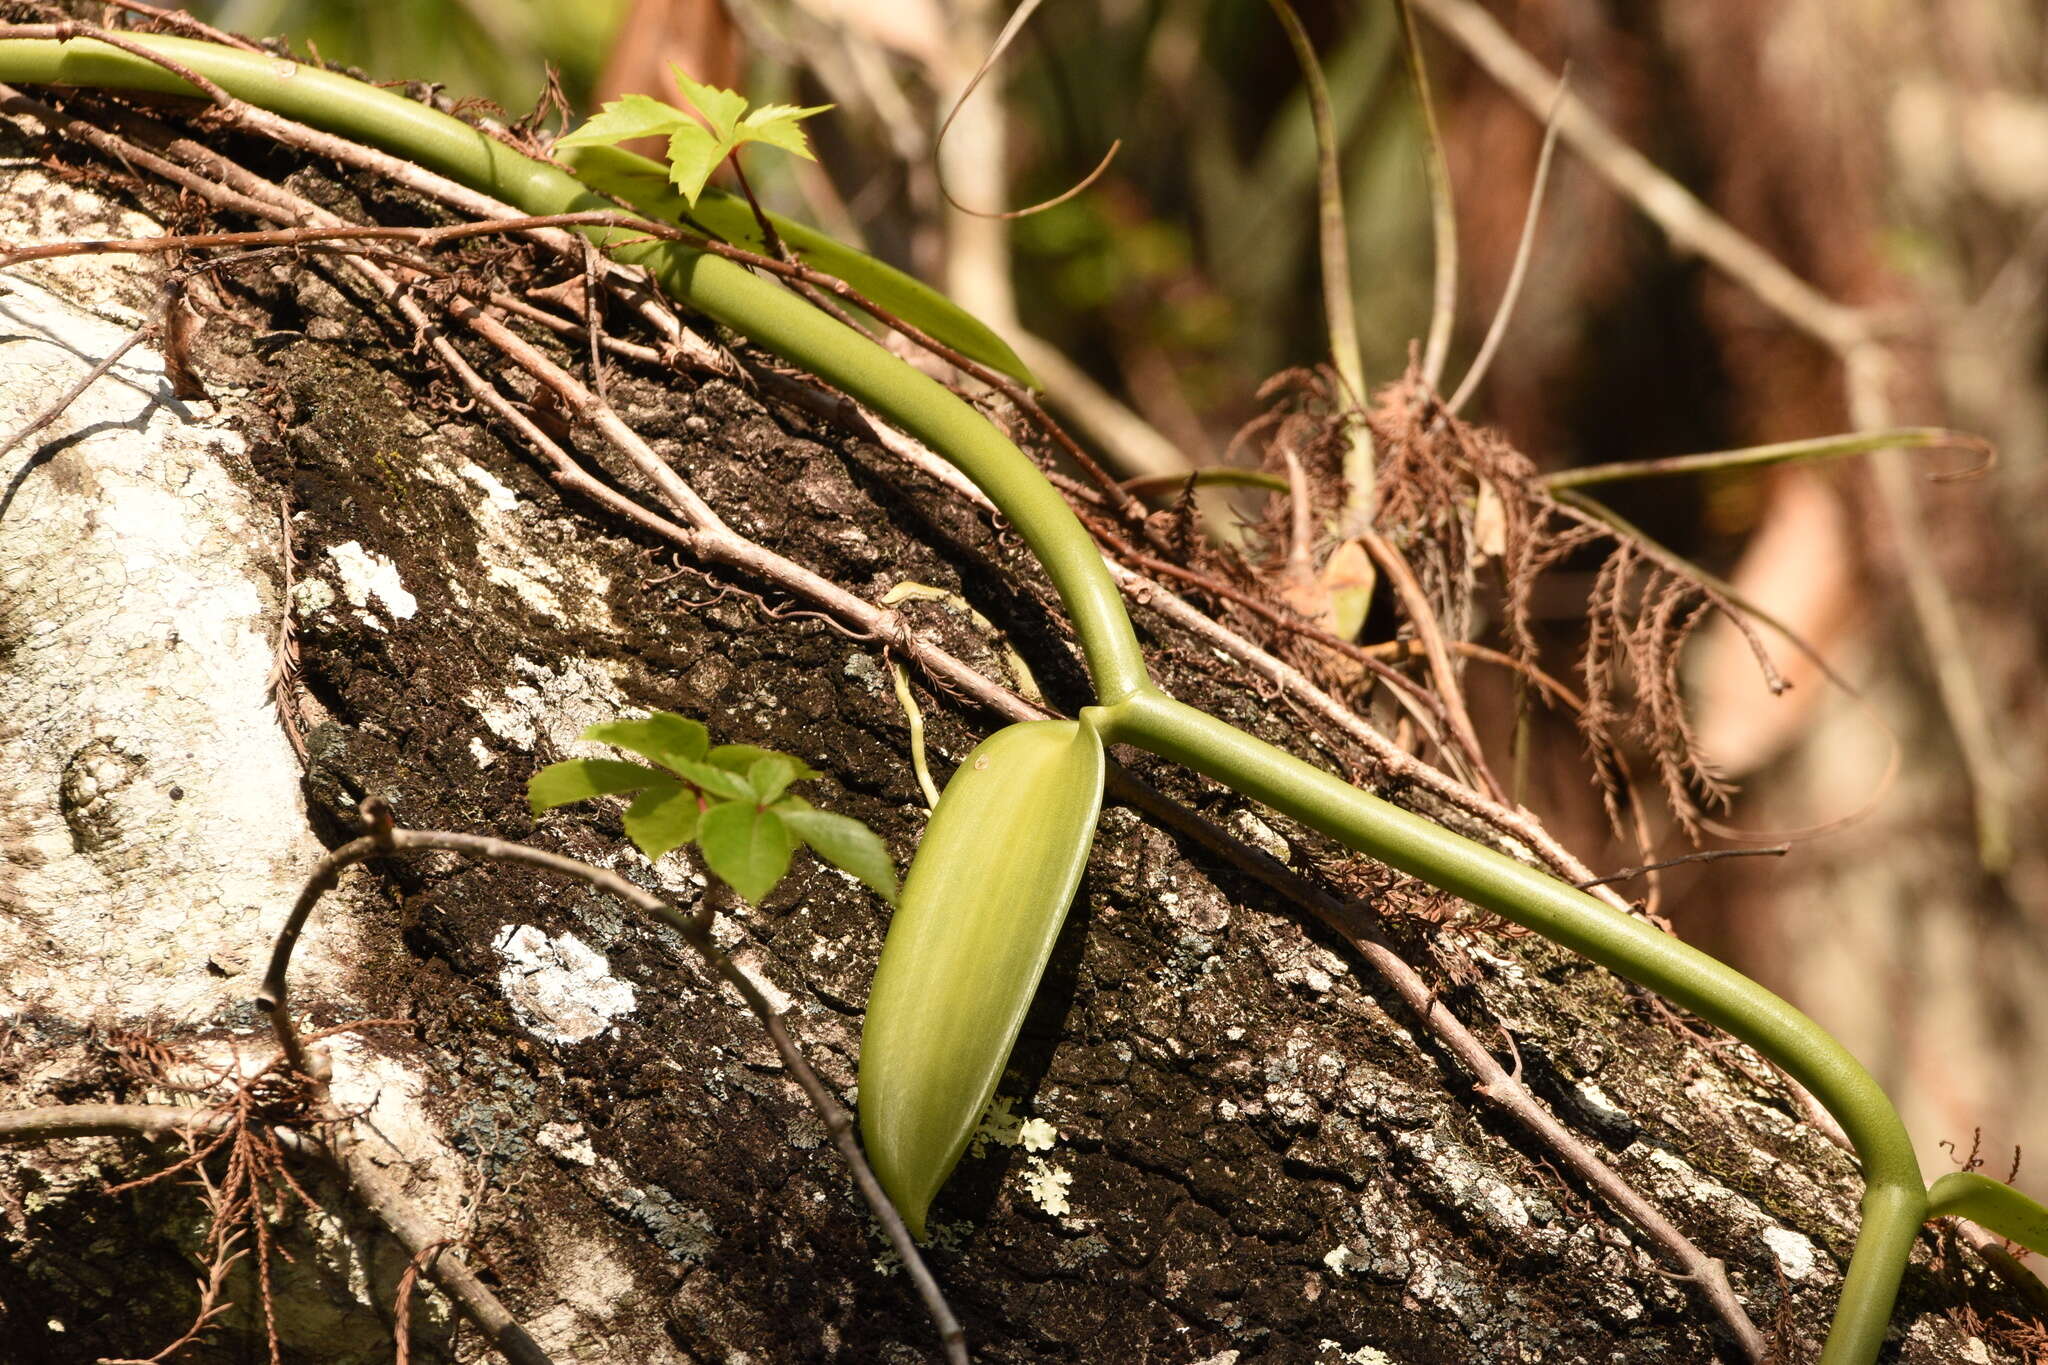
[1357,525,1506,803]
[1408,0,2015,870]
[0,1094,552,1365]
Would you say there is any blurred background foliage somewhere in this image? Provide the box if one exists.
[201,0,628,110]
[186,0,2048,1200]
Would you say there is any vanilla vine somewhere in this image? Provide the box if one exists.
[3,30,2042,1365]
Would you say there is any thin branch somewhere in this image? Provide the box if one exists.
[1093,784,1767,1359]
[5,21,235,108]
[0,313,156,464]
[1406,0,1865,353]
[1371,636,1587,713]
[0,211,681,267]
[1844,345,2016,871]
[260,809,967,1364]
[1266,0,1377,529]
[1575,844,1790,891]
[1948,1218,2048,1320]
[932,0,1119,220]
[1121,467,1289,497]
[329,1123,555,1365]
[1543,427,1992,492]
[1446,68,1565,416]
[1266,0,1364,409]
[96,0,265,53]
[1357,526,1507,802]
[0,1103,258,1144]
[0,1100,552,1365]
[1394,0,1458,391]
[1409,0,2013,866]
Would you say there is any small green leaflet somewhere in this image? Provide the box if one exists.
[555,63,831,207]
[699,802,796,905]
[778,804,898,906]
[581,714,709,769]
[526,712,898,906]
[623,783,701,862]
[527,757,672,814]
[708,744,818,781]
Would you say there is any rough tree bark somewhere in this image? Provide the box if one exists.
[0,103,2033,1364]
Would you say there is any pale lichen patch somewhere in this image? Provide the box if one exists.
[1023,1157,1072,1216]
[466,655,631,752]
[458,460,520,510]
[325,539,418,622]
[1761,1224,1817,1280]
[291,577,337,617]
[1316,1345,1393,1365]
[495,924,638,1044]
[0,267,349,1022]
[1018,1117,1058,1152]
[538,1121,599,1167]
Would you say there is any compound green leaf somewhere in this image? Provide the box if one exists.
[553,92,694,149]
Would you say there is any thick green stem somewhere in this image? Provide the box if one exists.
[0,32,1943,1362]
[1087,688,1926,1364]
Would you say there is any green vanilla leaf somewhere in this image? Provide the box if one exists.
[859,719,1105,1238]
[622,781,701,862]
[553,143,1040,388]
[528,757,669,815]
[552,92,695,150]
[747,754,803,806]
[779,803,899,906]
[581,713,710,771]
[1925,1172,2048,1254]
[699,801,796,903]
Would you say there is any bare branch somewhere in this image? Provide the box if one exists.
[259,810,967,1364]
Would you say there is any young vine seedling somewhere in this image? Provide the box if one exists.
[552,63,830,208]
[529,712,896,907]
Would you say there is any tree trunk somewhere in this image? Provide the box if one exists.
[0,100,2031,1365]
